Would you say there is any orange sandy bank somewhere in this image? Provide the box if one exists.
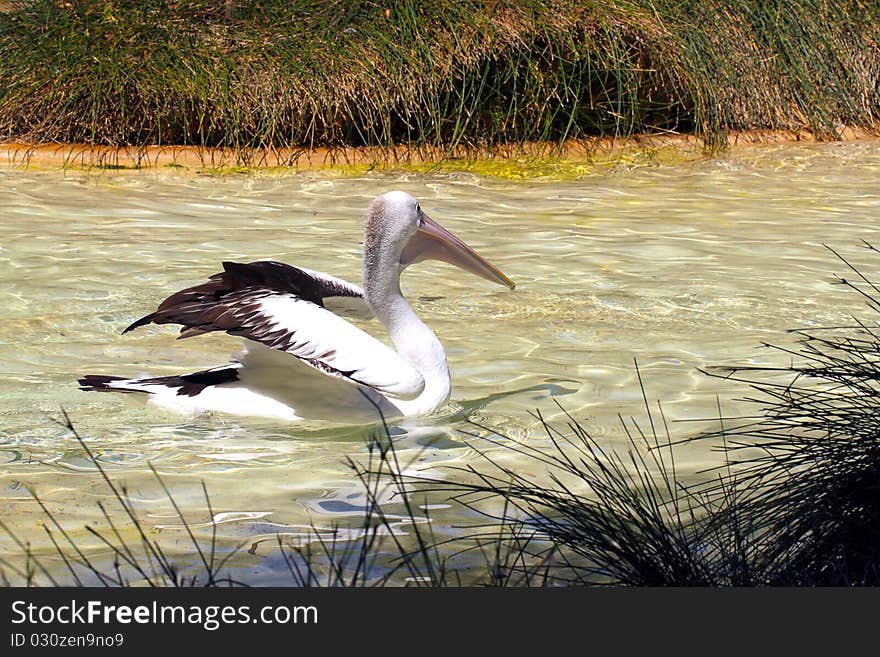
[1,127,877,173]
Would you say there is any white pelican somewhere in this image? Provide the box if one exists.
[79,191,515,423]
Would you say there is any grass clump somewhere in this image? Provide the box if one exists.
[696,244,880,585]
[0,0,877,163]
[427,244,880,586]
[411,382,764,586]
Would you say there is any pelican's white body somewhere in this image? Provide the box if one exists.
[125,340,450,423]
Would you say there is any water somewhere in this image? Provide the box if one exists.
[2,141,879,584]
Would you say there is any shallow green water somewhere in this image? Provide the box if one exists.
[2,142,880,584]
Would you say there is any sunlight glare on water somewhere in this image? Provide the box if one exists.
[1,141,879,583]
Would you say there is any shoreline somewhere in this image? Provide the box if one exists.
[1,127,877,176]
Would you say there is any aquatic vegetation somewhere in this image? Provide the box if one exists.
[0,0,877,164]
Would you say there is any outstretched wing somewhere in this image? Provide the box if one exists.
[124,260,364,336]
[124,261,424,400]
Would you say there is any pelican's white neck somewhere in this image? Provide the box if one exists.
[363,256,451,415]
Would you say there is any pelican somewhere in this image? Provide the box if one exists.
[79,191,515,423]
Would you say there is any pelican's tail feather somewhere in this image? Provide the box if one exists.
[78,374,134,393]
[78,367,240,397]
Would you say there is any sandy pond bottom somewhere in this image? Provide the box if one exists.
[1,141,879,584]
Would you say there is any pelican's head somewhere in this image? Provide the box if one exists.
[364,191,515,290]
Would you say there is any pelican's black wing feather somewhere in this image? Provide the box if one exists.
[123,260,363,337]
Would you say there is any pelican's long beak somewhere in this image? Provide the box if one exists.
[399,213,515,290]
